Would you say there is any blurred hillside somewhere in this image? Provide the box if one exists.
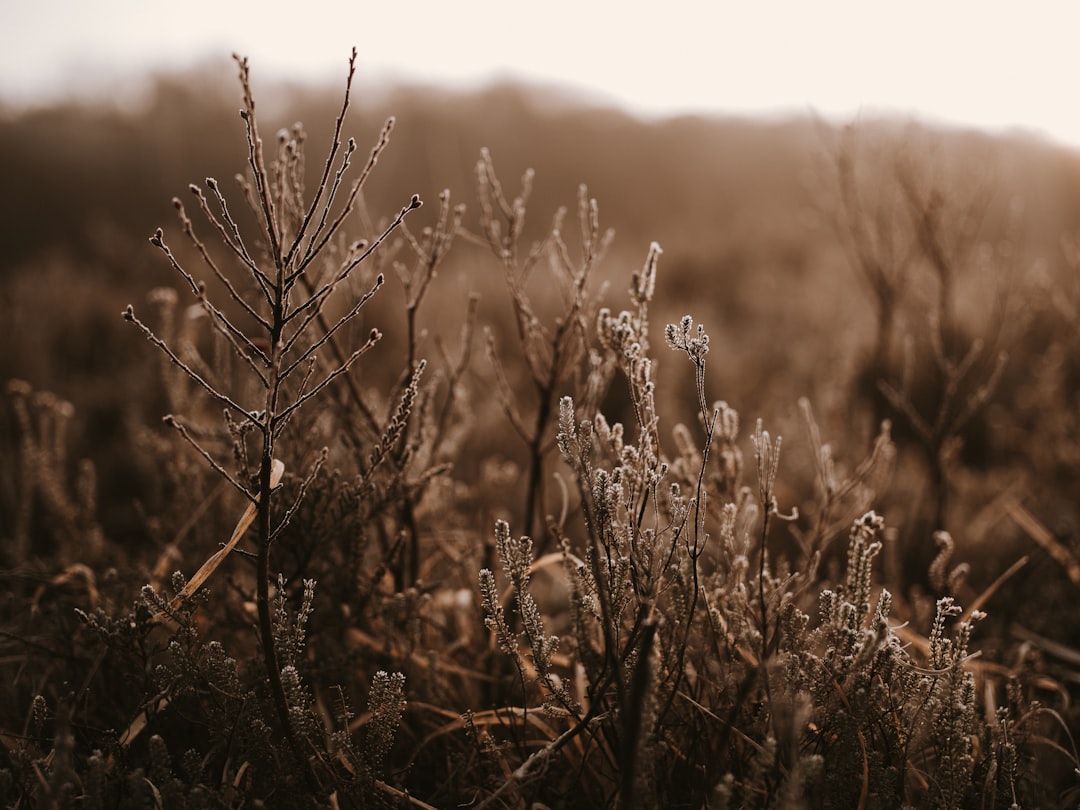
[3,65,1080,553]
[5,68,1079,365]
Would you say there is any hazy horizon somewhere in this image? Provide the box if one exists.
[3,0,1078,148]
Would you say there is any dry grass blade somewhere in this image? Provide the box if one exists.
[117,695,171,748]
[152,459,284,622]
[1011,624,1080,669]
[1004,497,1080,587]
[961,554,1028,623]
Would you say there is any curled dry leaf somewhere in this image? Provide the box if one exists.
[152,459,285,623]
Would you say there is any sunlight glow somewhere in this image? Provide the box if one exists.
[1,1,1076,147]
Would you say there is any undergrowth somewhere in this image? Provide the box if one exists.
[2,52,1080,809]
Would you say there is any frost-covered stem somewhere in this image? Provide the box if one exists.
[255,447,291,748]
[255,297,317,792]
[757,499,772,660]
[524,394,552,541]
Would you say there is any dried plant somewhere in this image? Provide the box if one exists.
[468,152,614,545]
[6,380,103,563]
[120,49,421,798]
[831,127,1011,537]
[2,51,1079,810]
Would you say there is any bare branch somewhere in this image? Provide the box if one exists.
[269,448,329,543]
[123,306,260,427]
[484,328,532,443]
[149,229,271,365]
[175,194,274,324]
[284,195,419,325]
[234,54,283,267]
[300,116,398,268]
[273,329,382,426]
[280,274,384,379]
[163,415,255,501]
[282,48,358,266]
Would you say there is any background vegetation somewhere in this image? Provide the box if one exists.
[2,55,1079,807]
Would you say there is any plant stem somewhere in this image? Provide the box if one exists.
[524,393,551,544]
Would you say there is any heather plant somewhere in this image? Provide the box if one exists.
[830,127,1009,538]
[118,48,427,800]
[469,153,615,545]
[14,49,435,805]
[5,379,104,563]
[3,52,1080,810]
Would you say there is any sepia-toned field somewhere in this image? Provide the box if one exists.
[2,54,1079,807]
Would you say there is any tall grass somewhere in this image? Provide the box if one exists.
[2,52,1080,809]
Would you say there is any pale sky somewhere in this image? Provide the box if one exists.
[2,1,1078,148]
